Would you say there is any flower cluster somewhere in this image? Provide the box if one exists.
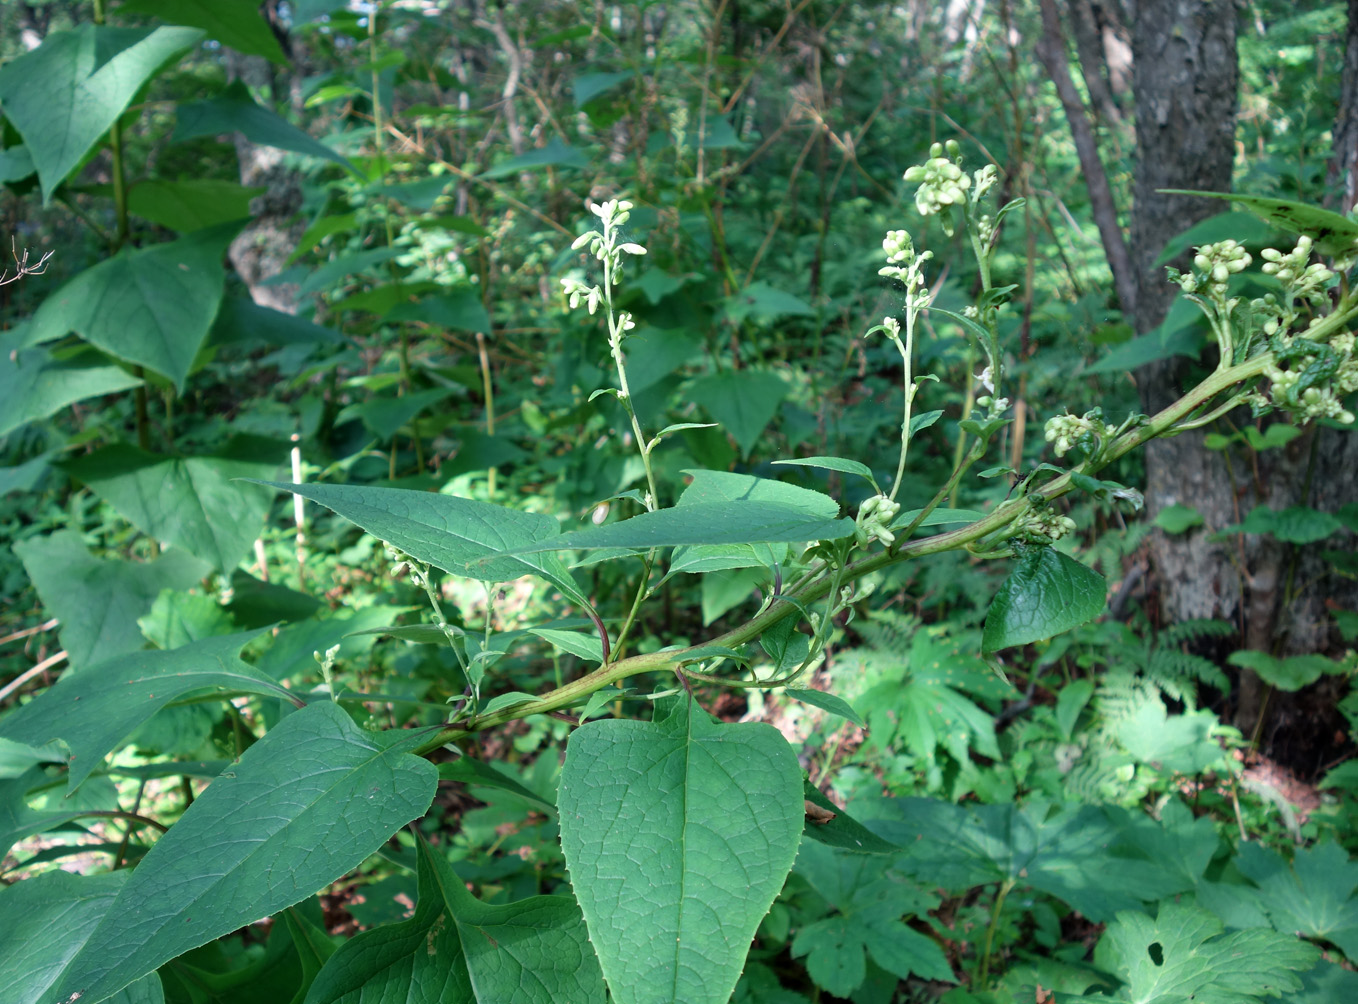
[1260,236,1333,299]
[1016,507,1077,544]
[1247,236,1338,338]
[1171,240,1252,297]
[561,199,647,307]
[903,142,970,216]
[1044,409,1117,458]
[878,229,933,304]
[855,494,901,547]
[1258,332,1357,424]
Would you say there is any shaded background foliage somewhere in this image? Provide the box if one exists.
[1,1,1357,1003]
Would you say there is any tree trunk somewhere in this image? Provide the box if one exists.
[223,37,305,315]
[1328,0,1358,214]
[1129,0,1239,627]
[1130,2,1358,744]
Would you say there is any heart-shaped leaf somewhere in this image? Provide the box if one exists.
[45,701,437,1004]
[558,697,803,1004]
[982,547,1106,654]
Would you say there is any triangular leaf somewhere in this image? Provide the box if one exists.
[982,548,1106,654]
[304,833,604,1003]
[508,500,851,554]
[13,529,211,669]
[0,631,293,792]
[25,223,239,389]
[46,701,437,1004]
[120,0,288,63]
[0,346,142,438]
[0,25,203,202]
[687,370,788,458]
[558,697,803,1004]
[174,80,358,174]
[65,439,285,571]
[252,481,592,610]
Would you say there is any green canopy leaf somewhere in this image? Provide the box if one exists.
[65,438,286,571]
[0,346,142,438]
[305,833,605,1003]
[478,136,587,179]
[13,530,210,669]
[120,0,288,63]
[0,25,203,203]
[46,701,437,1004]
[1074,901,1320,1004]
[1235,841,1358,961]
[687,370,789,458]
[0,630,294,792]
[24,223,239,389]
[558,697,803,1004]
[252,481,593,609]
[982,547,1106,654]
[878,799,1180,922]
[511,499,851,554]
[174,80,358,174]
[127,178,261,233]
[0,870,163,1004]
[791,839,953,996]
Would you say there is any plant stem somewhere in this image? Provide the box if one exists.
[978,878,1015,987]
[411,349,1281,755]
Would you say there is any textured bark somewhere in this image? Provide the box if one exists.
[1327,0,1358,214]
[222,48,304,315]
[1127,0,1247,714]
[1129,0,1239,633]
[1130,2,1358,741]
[1068,0,1124,123]
[1037,0,1137,314]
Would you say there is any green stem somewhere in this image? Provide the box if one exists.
[610,553,656,662]
[978,877,1015,987]
[601,247,659,508]
[410,350,1280,756]
[887,317,917,503]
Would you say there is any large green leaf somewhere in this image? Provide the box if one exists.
[0,346,143,437]
[791,840,953,996]
[45,701,437,1004]
[558,697,803,1004]
[1162,189,1358,257]
[251,481,592,609]
[127,178,261,232]
[13,530,210,669]
[1236,841,1358,961]
[1073,901,1320,1004]
[24,223,238,389]
[174,80,358,174]
[719,282,815,323]
[386,287,493,332]
[120,0,288,63]
[511,499,851,554]
[305,834,605,1003]
[0,631,294,792]
[0,870,163,1004]
[65,439,284,571]
[209,297,344,349]
[853,627,1015,777]
[478,136,587,179]
[981,547,1106,654]
[687,370,789,458]
[0,24,203,203]
[295,247,404,297]
[0,766,87,860]
[336,386,454,440]
[878,799,1180,922]
[679,468,839,516]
